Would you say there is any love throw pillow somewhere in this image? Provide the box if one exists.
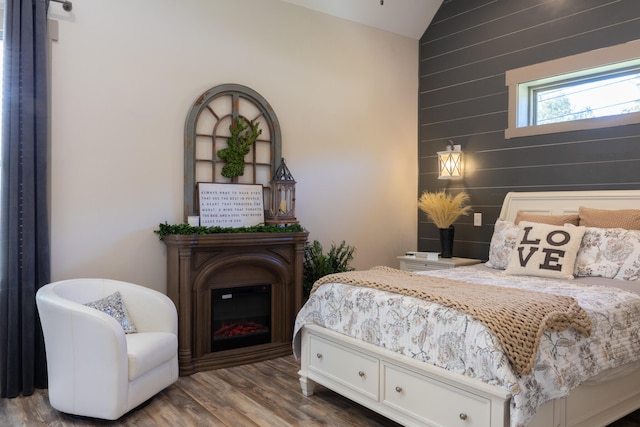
[505,221,586,280]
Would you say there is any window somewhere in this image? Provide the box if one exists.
[505,39,640,138]
[534,67,640,125]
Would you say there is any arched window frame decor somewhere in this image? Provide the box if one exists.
[183,84,282,221]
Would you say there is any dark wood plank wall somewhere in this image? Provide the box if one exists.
[418,0,640,260]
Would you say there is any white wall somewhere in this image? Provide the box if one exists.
[49,0,418,292]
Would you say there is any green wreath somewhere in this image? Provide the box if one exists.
[217,117,262,178]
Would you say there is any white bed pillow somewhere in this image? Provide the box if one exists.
[574,227,636,279]
[505,221,586,280]
[485,219,519,270]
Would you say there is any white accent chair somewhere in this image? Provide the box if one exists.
[36,278,179,420]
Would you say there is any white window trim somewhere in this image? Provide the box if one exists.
[505,39,640,139]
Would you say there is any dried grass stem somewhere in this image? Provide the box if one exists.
[418,191,472,229]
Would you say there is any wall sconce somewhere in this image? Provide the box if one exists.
[266,158,298,225]
[437,141,463,179]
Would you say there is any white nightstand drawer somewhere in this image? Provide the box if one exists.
[398,256,482,272]
[399,259,448,271]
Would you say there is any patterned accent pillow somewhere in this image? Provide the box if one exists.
[579,206,640,230]
[574,227,636,279]
[485,219,519,270]
[515,211,579,226]
[505,221,586,280]
[613,231,640,281]
[84,291,137,334]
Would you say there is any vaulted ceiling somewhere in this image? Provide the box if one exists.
[279,0,443,40]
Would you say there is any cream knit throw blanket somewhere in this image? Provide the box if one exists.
[311,266,592,376]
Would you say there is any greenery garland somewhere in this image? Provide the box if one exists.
[154,222,305,240]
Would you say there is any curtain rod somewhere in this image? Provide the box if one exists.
[51,0,72,12]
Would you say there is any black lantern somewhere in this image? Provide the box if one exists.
[266,158,298,224]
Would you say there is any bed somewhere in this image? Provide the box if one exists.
[293,190,640,427]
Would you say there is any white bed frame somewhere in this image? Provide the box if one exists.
[298,190,640,427]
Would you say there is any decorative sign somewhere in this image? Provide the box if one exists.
[198,183,265,227]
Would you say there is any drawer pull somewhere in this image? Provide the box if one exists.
[459,413,468,421]
[395,386,403,393]
[358,371,365,377]
[316,353,322,359]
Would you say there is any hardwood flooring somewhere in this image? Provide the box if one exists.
[1,355,639,427]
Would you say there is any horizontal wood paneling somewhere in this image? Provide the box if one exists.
[422,1,635,66]
[418,0,640,259]
[419,75,506,113]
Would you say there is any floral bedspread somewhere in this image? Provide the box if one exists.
[293,266,640,427]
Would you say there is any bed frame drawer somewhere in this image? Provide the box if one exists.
[308,334,379,400]
[382,362,491,426]
[299,324,510,427]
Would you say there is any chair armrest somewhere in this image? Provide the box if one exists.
[36,290,129,413]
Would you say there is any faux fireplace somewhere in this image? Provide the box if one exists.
[163,231,308,375]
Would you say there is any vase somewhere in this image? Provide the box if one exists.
[439,226,454,258]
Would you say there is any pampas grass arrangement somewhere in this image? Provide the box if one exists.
[418,191,472,229]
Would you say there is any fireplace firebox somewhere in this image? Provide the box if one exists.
[163,231,308,375]
[211,284,271,352]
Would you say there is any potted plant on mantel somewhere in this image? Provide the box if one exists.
[418,191,471,258]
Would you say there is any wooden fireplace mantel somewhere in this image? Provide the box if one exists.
[163,231,309,375]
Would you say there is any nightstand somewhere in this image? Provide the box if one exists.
[397,256,482,272]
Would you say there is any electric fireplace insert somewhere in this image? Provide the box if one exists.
[211,284,271,352]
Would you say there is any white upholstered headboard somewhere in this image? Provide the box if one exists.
[499,190,640,222]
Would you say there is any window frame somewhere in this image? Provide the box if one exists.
[505,39,640,139]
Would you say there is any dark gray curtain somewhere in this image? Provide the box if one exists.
[0,0,51,398]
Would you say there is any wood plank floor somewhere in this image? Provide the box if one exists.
[1,355,639,427]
